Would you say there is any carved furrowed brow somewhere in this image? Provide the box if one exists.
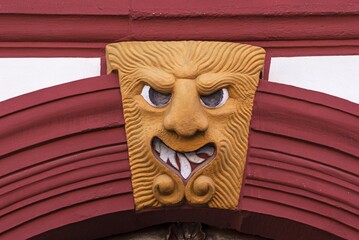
[133,67,176,93]
[196,73,238,95]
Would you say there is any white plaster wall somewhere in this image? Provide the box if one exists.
[0,58,101,102]
[269,56,359,104]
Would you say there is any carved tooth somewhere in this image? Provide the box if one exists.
[177,153,191,179]
[184,152,205,163]
[159,143,173,163]
[153,139,160,152]
[196,145,214,156]
[168,153,179,170]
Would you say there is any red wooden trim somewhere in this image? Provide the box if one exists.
[0,0,130,15]
[0,93,124,158]
[240,81,359,239]
[0,15,129,42]
[2,195,134,240]
[0,42,107,57]
[126,15,359,42]
[0,76,357,239]
[1,13,359,43]
[2,40,359,53]
[240,212,343,240]
[130,0,359,17]
[257,41,359,81]
[0,75,133,239]
[29,208,245,240]
[31,210,342,240]
[257,81,359,115]
[0,74,119,117]
[1,0,358,16]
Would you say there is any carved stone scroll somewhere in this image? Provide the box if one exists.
[106,41,265,210]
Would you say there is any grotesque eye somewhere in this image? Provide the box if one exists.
[200,88,229,108]
[141,85,171,107]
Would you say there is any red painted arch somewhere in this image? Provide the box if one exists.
[0,74,357,239]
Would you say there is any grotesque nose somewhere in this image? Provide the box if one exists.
[163,79,208,137]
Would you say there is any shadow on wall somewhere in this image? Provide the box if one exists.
[101,223,270,240]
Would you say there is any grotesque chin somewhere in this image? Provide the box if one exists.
[152,138,216,180]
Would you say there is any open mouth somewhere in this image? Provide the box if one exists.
[152,138,216,180]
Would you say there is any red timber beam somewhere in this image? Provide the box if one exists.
[1,0,359,60]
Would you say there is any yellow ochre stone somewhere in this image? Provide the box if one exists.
[106,41,265,210]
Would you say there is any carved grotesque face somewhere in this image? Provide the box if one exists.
[106,41,265,210]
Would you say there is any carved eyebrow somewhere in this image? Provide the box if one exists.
[196,72,237,95]
[135,67,175,92]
